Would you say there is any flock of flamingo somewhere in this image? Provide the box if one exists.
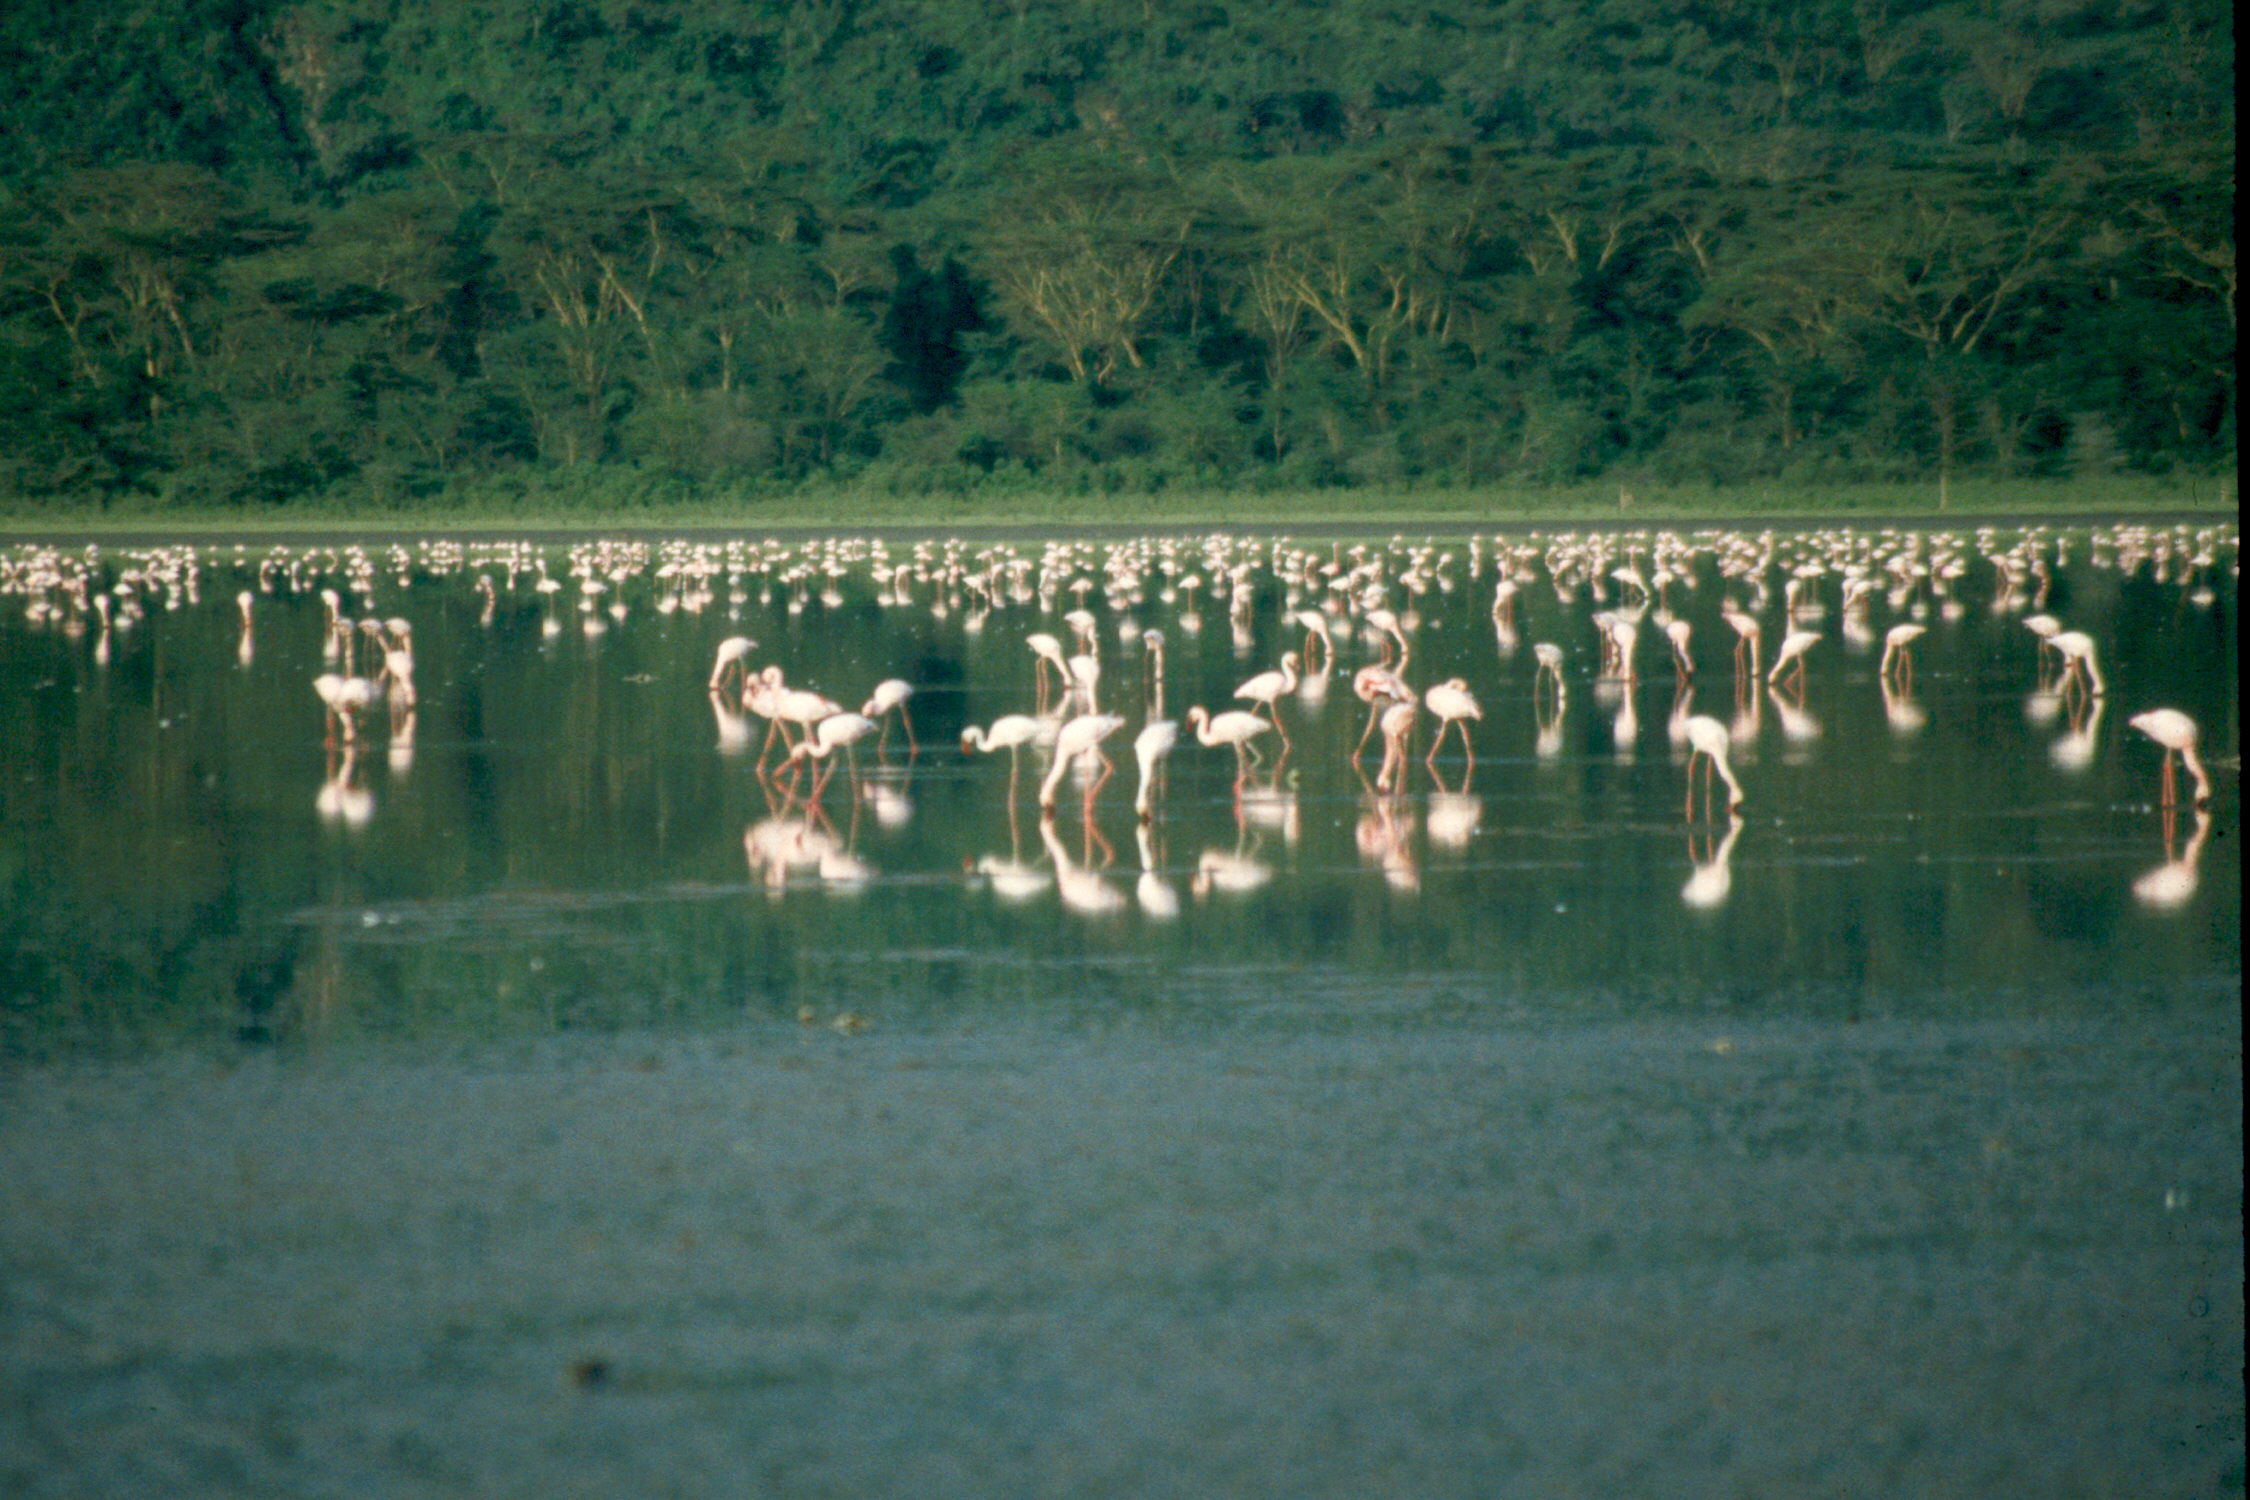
[0,519,2232,914]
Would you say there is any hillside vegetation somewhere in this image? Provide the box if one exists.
[0,0,2233,513]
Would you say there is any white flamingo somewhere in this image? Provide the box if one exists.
[1233,651,1301,745]
[1879,623,1927,690]
[962,713,1042,799]
[1184,705,1271,783]
[1038,712,1127,811]
[2050,631,2106,699]
[2128,708,2211,807]
[1132,719,1181,823]
[708,635,757,692]
[1681,713,1745,818]
[1664,618,1694,678]
[1025,631,1070,711]
[1422,678,1481,768]
[782,712,879,800]
[1768,629,1820,693]
[1374,699,1418,793]
[1350,664,1413,758]
[1532,642,1565,700]
[861,677,917,753]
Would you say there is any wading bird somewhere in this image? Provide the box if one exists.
[1681,713,1745,819]
[1422,678,1481,769]
[2128,708,2211,808]
[1184,705,1271,785]
[1038,712,1127,812]
[1879,623,1927,691]
[1768,629,1820,694]
[961,714,1042,800]
[1233,651,1301,745]
[1132,718,1180,823]
[708,635,757,692]
[861,677,917,754]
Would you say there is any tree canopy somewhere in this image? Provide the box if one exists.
[0,0,2233,506]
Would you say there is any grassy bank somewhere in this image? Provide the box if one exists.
[1,471,2235,538]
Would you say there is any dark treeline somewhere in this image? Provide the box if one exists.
[0,0,2233,509]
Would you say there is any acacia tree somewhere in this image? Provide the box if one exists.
[974,149,1191,385]
[1823,166,2075,502]
[1683,186,1862,453]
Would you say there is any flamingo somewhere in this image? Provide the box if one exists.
[2050,631,2106,699]
[1531,642,1565,699]
[1233,651,1301,744]
[1681,713,1745,818]
[1038,712,1127,811]
[781,712,879,801]
[1025,631,1070,711]
[1293,611,1336,675]
[1490,577,1519,629]
[1768,629,1819,693]
[962,714,1043,799]
[749,666,844,768]
[2128,708,2211,808]
[375,618,416,708]
[1373,699,1418,792]
[1722,606,1762,685]
[861,678,917,753]
[1132,718,1180,823]
[2022,613,2063,682]
[1350,664,1413,758]
[1422,679,1481,768]
[313,672,374,745]
[1184,705,1271,783]
[1142,628,1170,717]
[1664,618,1694,679]
[1879,623,1927,690]
[1064,651,1102,712]
[708,635,757,692]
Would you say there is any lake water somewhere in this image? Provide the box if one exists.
[1,522,2240,1497]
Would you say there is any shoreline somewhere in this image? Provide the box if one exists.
[2,507,2237,549]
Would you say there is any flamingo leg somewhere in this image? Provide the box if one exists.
[2160,752,2177,807]
[1354,701,1383,758]
[899,702,917,754]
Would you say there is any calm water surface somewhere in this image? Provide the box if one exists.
[1,523,2240,1497]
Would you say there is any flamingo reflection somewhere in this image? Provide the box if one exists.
[2132,807,2211,910]
[1682,813,1744,910]
[315,746,374,827]
[1039,809,1125,915]
[1135,823,1180,919]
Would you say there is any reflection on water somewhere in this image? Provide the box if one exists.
[0,522,2237,1051]
[6,526,2229,1495]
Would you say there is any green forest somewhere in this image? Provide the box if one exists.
[0,0,2234,512]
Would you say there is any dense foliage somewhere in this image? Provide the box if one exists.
[0,0,2233,509]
